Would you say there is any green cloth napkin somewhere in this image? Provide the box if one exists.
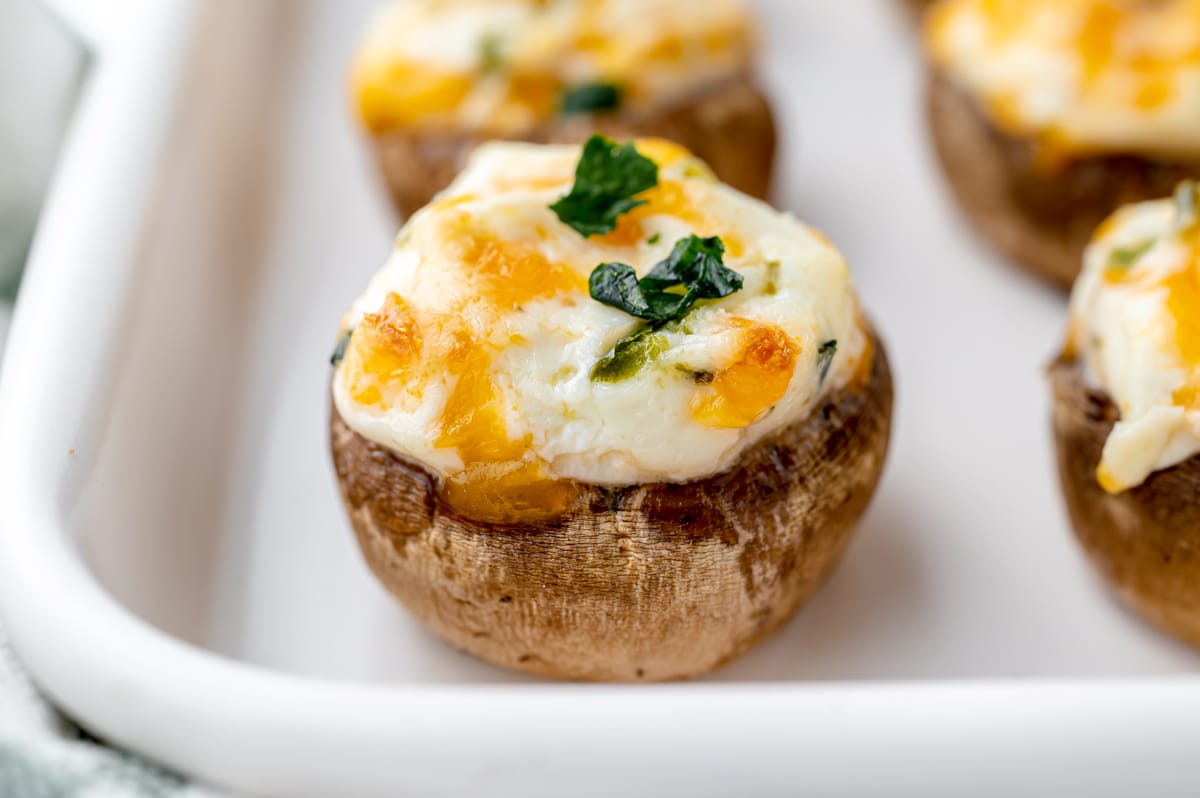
[0,624,227,798]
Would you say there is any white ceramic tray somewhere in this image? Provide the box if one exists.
[4,0,1200,795]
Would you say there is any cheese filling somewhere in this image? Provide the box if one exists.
[353,0,754,135]
[332,140,871,520]
[1068,183,1200,493]
[927,0,1200,159]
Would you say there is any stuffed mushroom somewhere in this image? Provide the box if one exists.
[926,0,1200,288]
[352,0,777,219]
[329,136,893,681]
[1052,181,1200,645]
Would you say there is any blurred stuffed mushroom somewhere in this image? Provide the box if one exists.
[352,0,777,217]
[1052,182,1200,645]
[925,0,1200,287]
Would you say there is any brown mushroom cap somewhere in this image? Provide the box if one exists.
[331,334,893,681]
[1051,356,1200,647]
[927,72,1200,289]
[371,76,777,219]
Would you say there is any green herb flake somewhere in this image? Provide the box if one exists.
[1175,180,1199,233]
[591,325,669,383]
[763,260,781,296]
[1108,239,1155,269]
[647,232,662,245]
[560,82,623,116]
[817,340,838,385]
[330,328,353,367]
[589,235,744,324]
[479,33,505,72]
[683,163,715,181]
[550,135,658,237]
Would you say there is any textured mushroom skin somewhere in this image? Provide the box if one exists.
[904,0,933,16]
[372,76,777,219]
[331,336,892,681]
[1051,357,1200,646]
[928,73,1200,289]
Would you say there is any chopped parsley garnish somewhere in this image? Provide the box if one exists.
[591,325,669,383]
[1176,180,1198,233]
[560,82,623,115]
[550,135,658,237]
[1108,239,1155,269]
[647,232,662,245]
[817,340,838,385]
[589,235,743,323]
[330,329,353,367]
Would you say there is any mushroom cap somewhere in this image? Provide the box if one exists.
[371,76,776,219]
[927,72,1200,289]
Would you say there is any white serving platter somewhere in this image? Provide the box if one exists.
[4,0,1200,795]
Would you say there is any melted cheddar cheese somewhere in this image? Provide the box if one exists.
[332,140,870,521]
[927,0,1200,159]
[353,0,755,135]
[1068,184,1200,493]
